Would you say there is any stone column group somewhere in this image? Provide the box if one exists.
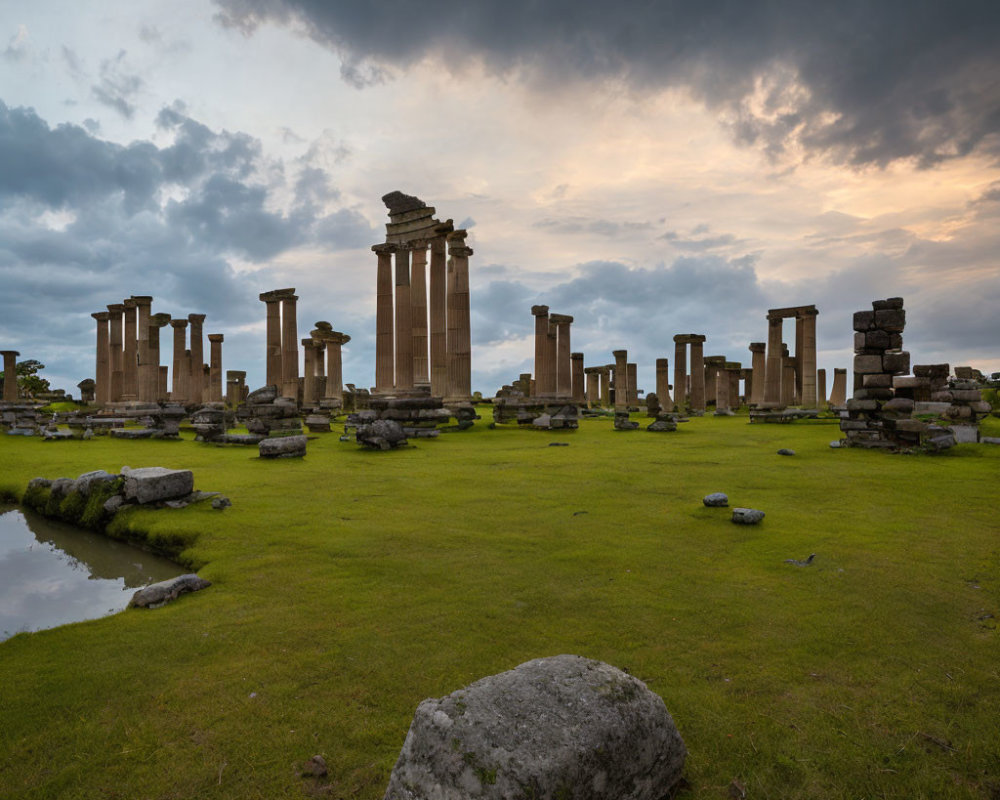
[673,334,707,412]
[303,322,351,407]
[372,192,472,403]
[529,306,577,400]
[93,297,224,407]
[762,305,818,408]
[259,288,299,400]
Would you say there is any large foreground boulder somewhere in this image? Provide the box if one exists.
[383,654,686,800]
[122,467,194,504]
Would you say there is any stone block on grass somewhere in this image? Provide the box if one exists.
[122,467,194,504]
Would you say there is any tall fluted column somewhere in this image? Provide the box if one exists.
[689,335,707,412]
[394,247,413,392]
[656,358,672,408]
[1,350,20,402]
[133,296,153,402]
[673,335,688,409]
[410,241,429,386]
[259,292,283,388]
[764,314,784,407]
[613,350,628,411]
[799,308,818,407]
[169,319,189,404]
[188,313,206,405]
[531,305,550,398]
[373,245,396,392]
[92,312,111,406]
[571,353,585,403]
[446,233,472,402]
[122,298,138,401]
[550,314,573,398]
[208,334,224,403]
[429,234,448,398]
[280,294,299,401]
[748,342,766,406]
[107,303,125,403]
[148,314,170,401]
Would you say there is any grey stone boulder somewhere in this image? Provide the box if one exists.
[703,492,729,507]
[259,435,308,458]
[122,467,195,504]
[356,419,408,450]
[732,508,765,525]
[129,574,211,608]
[74,469,118,497]
[777,448,795,456]
[383,654,686,800]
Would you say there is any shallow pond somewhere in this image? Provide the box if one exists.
[0,505,183,641]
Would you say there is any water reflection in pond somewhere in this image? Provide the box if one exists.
[0,505,183,641]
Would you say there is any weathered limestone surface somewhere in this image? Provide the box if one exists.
[259,435,307,458]
[123,467,194,504]
[130,574,211,608]
[383,654,686,800]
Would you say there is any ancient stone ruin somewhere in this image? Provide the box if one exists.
[761,305,819,409]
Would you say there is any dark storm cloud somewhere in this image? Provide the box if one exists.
[213,0,1000,167]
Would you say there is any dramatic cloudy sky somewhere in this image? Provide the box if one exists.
[2,0,999,396]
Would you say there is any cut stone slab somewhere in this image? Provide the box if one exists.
[703,492,729,507]
[383,654,686,800]
[130,574,211,608]
[259,435,308,458]
[777,448,795,456]
[732,508,765,524]
[123,467,195,504]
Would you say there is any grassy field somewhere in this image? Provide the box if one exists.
[1,410,998,799]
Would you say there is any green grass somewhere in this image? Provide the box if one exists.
[1,411,998,799]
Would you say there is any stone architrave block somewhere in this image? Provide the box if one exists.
[881,351,910,375]
[874,308,906,332]
[853,355,883,374]
[863,374,893,388]
[853,311,875,331]
[123,467,194,504]
[872,297,904,310]
[383,654,686,800]
[892,376,929,389]
[864,330,893,350]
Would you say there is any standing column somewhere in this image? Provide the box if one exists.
[729,366,742,408]
[325,333,350,404]
[794,314,805,403]
[748,342,766,406]
[655,358,672,408]
[817,368,828,408]
[122,298,139,401]
[626,363,639,406]
[394,247,414,392]
[1,350,20,402]
[107,303,125,403]
[169,319,189,404]
[148,314,170,401]
[600,366,612,407]
[530,305,550,398]
[673,335,688,409]
[280,294,299,401]
[259,291,283,388]
[570,353,585,403]
[799,308,818,407]
[302,338,318,405]
[612,350,629,412]
[446,233,472,402]
[208,334,224,403]
[92,312,111,406]
[373,245,396,392]
[689,335,706,412]
[829,368,847,407]
[188,313,206,405]
[428,233,448,398]
[585,368,599,407]
[716,362,731,411]
[550,314,573,398]
[410,241,429,387]
[133,296,153,402]
[764,314,784,407]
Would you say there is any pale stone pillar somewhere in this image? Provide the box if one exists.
[689,335,706,412]
[829,368,847,407]
[429,234,448,398]
[410,241,429,387]
[92,312,111,406]
[600,366,612,407]
[107,303,125,403]
[585,367,600,406]
[764,314,784,407]
[782,361,796,407]
[655,358,672,408]
[613,350,629,411]
[727,364,741,408]
[550,314,573,398]
[794,315,805,403]
[570,353,585,403]
[545,324,558,397]
[208,334,224,402]
[188,313,206,404]
[626,363,638,406]
[280,294,299,401]
[799,308,818,407]
[531,305,550,398]
[302,338,318,405]
[325,333,350,403]
[748,342,766,406]
[716,362,730,411]
[394,247,413,391]
[817,368,827,407]
[169,319,189,404]
[147,314,170,402]
[1,350,20,402]
[133,296,153,402]
[672,335,688,408]
[122,298,138,401]
[447,235,472,402]
[259,292,283,388]
[373,244,396,392]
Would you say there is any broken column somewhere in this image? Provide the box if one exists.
[817,368,827,408]
[1,350,19,402]
[188,313,206,405]
[672,336,688,409]
[571,353,585,403]
[613,350,629,412]
[280,293,299,401]
[655,358,672,409]
[689,335,706,412]
[627,363,639,407]
[748,342,766,406]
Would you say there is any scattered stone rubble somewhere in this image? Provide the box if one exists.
[129,574,211,609]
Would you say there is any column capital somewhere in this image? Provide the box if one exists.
[371,242,398,255]
[123,297,138,308]
[207,333,224,343]
[314,320,333,332]
[549,314,574,325]
[447,229,468,243]
[259,287,296,302]
[169,318,189,329]
[405,239,429,251]
[448,245,473,258]
[107,303,125,313]
[612,349,628,359]
[130,295,153,306]
[92,311,111,321]
[570,352,584,360]
[530,305,550,317]
[749,342,766,352]
[150,313,172,327]
[0,349,20,357]
[188,313,207,325]
[797,307,820,318]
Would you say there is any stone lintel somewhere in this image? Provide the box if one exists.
[749,342,766,352]
[725,362,741,370]
[150,313,171,326]
[92,311,111,321]
[531,305,550,317]
[207,333,224,343]
[259,288,296,301]
[385,217,440,244]
[130,295,153,306]
[107,303,125,313]
[673,333,706,343]
[833,368,847,374]
[584,366,602,374]
[123,297,138,308]
[704,355,726,366]
[549,314,574,325]
[767,304,817,319]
